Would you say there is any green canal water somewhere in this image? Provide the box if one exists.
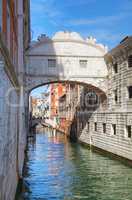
[18,128,132,200]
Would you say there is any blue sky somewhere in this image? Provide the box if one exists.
[30,0,132,97]
[31,0,132,49]
[31,85,50,97]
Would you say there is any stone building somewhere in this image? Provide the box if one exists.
[58,82,104,140]
[79,36,132,161]
[0,1,30,199]
[58,83,80,133]
[30,92,51,119]
[58,93,67,132]
[50,34,132,162]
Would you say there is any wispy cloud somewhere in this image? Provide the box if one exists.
[31,0,61,19]
[61,0,97,8]
[68,12,132,26]
[30,0,132,48]
[81,28,127,49]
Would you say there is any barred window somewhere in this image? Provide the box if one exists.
[94,122,97,132]
[113,63,118,73]
[103,123,106,133]
[48,59,56,67]
[128,86,132,99]
[126,125,131,138]
[80,60,87,68]
[114,89,118,103]
[128,55,132,68]
[112,124,116,135]
[87,122,90,132]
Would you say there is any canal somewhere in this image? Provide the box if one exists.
[17,128,132,200]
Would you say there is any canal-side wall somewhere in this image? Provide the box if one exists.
[79,37,132,161]
[0,60,28,200]
[0,61,19,200]
[79,112,132,161]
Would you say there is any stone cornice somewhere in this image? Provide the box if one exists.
[28,38,106,54]
[0,32,20,89]
[25,73,107,79]
[26,54,104,58]
[105,36,132,63]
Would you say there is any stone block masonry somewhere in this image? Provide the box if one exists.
[0,60,20,200]
[79,112,132,161]
[79,36,132,162]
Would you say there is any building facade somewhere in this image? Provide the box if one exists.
[50,83,66,127]
[27,31,132,162]
[31,92,50,119]
[79,37,132,161]
[46,35,132,162]
[0,1,30,199]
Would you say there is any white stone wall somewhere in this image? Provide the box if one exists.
[0,61,19,200]
[26,32,108,93]
[79,112,132,160]
[79,39,132,161]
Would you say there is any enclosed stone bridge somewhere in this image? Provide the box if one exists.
[30,118,53,129]
[25,31,108,95]
[30,118,43,128]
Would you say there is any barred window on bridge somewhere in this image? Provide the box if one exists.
[79,60,87,68]
[48,59,56,67]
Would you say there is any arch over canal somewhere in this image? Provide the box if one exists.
[25,31,108,94]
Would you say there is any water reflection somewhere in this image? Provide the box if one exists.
[18,128,132,200]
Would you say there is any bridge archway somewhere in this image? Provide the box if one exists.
[25,31,108,95]
[29,80,107,137]
[26,31,108,138]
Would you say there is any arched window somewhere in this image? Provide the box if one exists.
[128,55,132,68]
[85,91,99,109]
